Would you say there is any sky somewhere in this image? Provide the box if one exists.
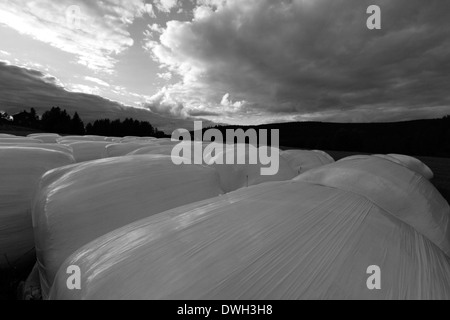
[0,0,449,132]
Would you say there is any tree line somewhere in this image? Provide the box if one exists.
[0,107,166,138]
[2,107,449,157]
[205,116,450,158]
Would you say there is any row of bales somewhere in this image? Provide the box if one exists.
[0,132,449,299]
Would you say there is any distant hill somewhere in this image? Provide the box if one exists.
[206,117,450,158]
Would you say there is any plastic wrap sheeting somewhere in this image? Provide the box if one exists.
[131,141,211,160]
[297,156,450,257]
[0,138,43,144]
[153,139,183,146]
[312,150,335,163]
[26,134,61,144]
[339,154,434,180]
[28,133,60,137]
[105,143,158,158]
[33,155,224,298]
[57,136,107,143]
[387,154,434,180]
[0,144,73,158]
[0,147,75,270]
[21,263,41,300]
[129,144,177,156]
[120,137,158,143]
[281,150,335,174]
[207,145,297,192]
[60,141,111,162]
[49,179,450,300]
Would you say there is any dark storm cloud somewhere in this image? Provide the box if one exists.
[148,0,450,122]
[187,109,221,117]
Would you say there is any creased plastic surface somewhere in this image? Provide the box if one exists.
[120,137,157,144]
[105,143,158,158]
[207,145,297,192]
[129,144,179,156]
[33,155,224,298]
[281,150,335,174]
[0,143,73,157]
[0,138,43,144]
[61,141,111,162]
[57,136,108,143]
[49,176,450,300]
[339,154,434,180]
[386,154,434,180]
[27,134,61,144]
[297,156,450,257]
[0,147,75,270]
[28,133,60,137]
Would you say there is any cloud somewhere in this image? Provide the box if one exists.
[220,93,245,110]
[85,76,110,87]
[157,72,172,80]
[144,0,450,124]
[149,23,165,34]
[0,61,209,132]
[69,83,101,95]
[154,0,180,13]
[0,0,151,73]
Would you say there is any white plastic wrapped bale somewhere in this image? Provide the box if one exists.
[49,176,450,300]
[297,156,450,257]
[340,154,434,181]
[21,263,42,300]
[85,135,109,140]
[28,133,60,138]
[107,137,123,143]
[57,136,107,143]
[33,155,223,298]
[0,147,75,271]
[154,139,182,146]
[26,134,61,144]
[207,144,297,192]
[387,154,434,180]
[0,134,17,137]
[120,137,158,144]
[0,144,73,158]
[119,136,139,142]
[281,150,335,174]
[61,141,110,162]
[128,144,175,156]
[131,141,207,160]
[0,138,43,144]
[105,143,159,158]
[203,142,226,163]
[312,150,335,163]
